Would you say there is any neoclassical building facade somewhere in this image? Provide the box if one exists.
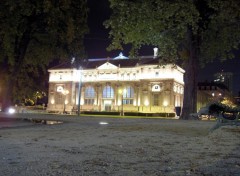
[47,54,185,114]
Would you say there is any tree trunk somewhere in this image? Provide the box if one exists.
[1,76,15,112]
[180,28,199,119]
[1,29,31,112]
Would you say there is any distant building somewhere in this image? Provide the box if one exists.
[197,81,231,111]
[47,53,185,115]
[214,71,233,92]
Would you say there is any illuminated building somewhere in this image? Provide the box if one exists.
[47,53,185,115]
[197,82,231,111]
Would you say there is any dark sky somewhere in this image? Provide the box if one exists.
[84,0,240,95]
[198,58,240,95]
[84,0,153,58]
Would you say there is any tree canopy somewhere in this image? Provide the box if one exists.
[0,0,88,109]
[105,0,240,119]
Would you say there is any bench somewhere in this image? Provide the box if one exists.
[191,103,240,131]
[71,107,78,115]
[189,105,214,120]
[210,111,240,132]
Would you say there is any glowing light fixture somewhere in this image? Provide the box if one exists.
[99,122,108,125]
[163,101,168,107]
[144,100,149,106]
[153,47,158,58]
[8,107,16,114]
[51,99,55,104]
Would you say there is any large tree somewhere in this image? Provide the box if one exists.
[0,0,88,110]
[105,0,240,119]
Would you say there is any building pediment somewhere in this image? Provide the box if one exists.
[97,62,118,70]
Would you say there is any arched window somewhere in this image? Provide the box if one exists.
[123,86,134,104]
[84,86,95,105]
[103,85,114,98]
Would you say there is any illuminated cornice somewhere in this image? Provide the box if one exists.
[48,62,184,84]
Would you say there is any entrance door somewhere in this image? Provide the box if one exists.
[104,100,112,111]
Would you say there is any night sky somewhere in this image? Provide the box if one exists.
[84,0,240,95]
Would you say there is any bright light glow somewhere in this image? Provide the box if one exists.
[80,100,84,105]
[8,108,16,114]
[118,88,126,95]
[153,47,158,57]
[118,89,122,94]
[51,99,55,104]
[118,100,121,106]
[62,90,69,95]
[49,64,184,83]
[76,97,84,105]
[138,101,140,106]
[133,100,136,106]
[144,100,149,106]
[212,93,215,97]
[163,101,168,107]
[57,86,63,92]
[99,121,108,125]
[97,62,119,70]
[64,100,68,104]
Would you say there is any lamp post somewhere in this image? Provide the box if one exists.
[118,89,122,116]
[62,89,69,114]
[121,91,124,116]
[163,101,168,117]
[118,88,126,116]
[77,67,82,116]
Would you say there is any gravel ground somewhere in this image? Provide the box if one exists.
[0,113,239,176]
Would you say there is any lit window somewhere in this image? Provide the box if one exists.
[84,86,95,105]
[123,86,134,104]
[85,86,95,98]
[123,99,133,104]
[103,85,114,98]
[123,86,134,98]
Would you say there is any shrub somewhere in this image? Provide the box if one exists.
[209,102,240,114]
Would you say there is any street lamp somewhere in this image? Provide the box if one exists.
[77,67,82,116]
[62,89,69,114]
[163,101,168,117]
[118,88,126,116]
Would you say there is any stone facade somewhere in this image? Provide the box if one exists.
[47,55,185,114]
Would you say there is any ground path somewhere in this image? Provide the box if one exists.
[0,113,239,175]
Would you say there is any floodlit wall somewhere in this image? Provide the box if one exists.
[47,63,184,114]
